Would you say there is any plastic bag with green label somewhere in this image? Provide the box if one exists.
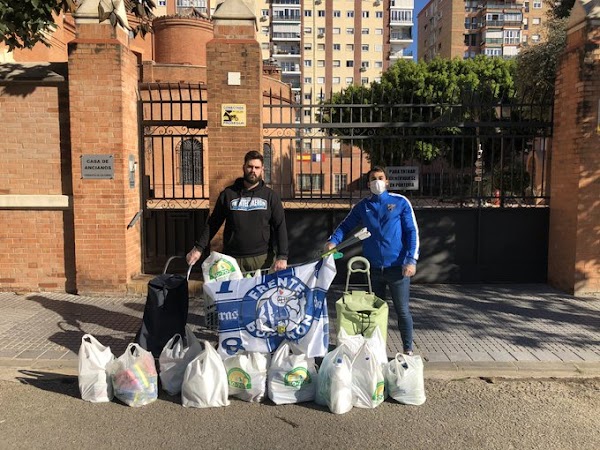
[267,341,318,405]
[201,251,243,283]
[223,351,269,403]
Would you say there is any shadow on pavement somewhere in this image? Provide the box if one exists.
[16,369,80,399]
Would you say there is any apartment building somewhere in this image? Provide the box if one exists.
[417,0,548,61]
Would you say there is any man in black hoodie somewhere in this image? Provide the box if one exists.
[186,150,288,273]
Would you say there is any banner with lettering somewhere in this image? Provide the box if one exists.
[203,256,336,359]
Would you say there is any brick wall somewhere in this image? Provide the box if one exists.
[548,17,600,295]
[0,78,74,292]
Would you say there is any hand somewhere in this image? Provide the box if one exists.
[402,264,416,278]
[272,259,287,272]
[324,242,336,252]
[186,247,202,266]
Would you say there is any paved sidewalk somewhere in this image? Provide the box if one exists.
[0,284,599,378]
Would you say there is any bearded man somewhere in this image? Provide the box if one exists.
[187,150,288,273]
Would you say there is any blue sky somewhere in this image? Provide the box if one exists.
[407,0,428,59]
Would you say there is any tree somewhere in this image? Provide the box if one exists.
[323,56,517,166]
[0,0,156,51]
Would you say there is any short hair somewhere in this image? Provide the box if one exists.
[367,166,387,179]
[244,150,263,165]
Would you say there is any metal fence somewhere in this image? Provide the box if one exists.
[263,86,553,208]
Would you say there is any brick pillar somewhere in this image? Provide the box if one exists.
[68,21,141,293]
[206,0,263,251]
[548,1,600,296]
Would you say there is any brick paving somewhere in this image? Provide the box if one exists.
[0,284,599,376]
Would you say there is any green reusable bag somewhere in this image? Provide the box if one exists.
[335,291,388,341]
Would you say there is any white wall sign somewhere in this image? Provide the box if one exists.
[81,155,114,179]
[386,166,419,191]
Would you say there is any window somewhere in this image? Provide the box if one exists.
[304,43,312,50]
[345,77,353,84]
[361,61,369,69]
[159,0,166,5]
[304,27,312,34]
[362,11,369,18]
[304,60,312,67]
[333,174,348,193]
[333,27,341,34]
[304,93,312,100]
[304,10,312,17]
[334,10,341,18]
[179,138,203,185]
[304,77,312,83]
[261,9,269,17]
[361,28,369,35]
[303,110,311,116]
[261,27,269,36]
[317,43,325,51]
[375,44,383,52]
[333,43,341,50]
[318,10,325,17]
[375,61,383,68]
[332,77,340,84]
[317,77,325,84]
[297,174,324,191]
[376,11,383,19]
[484,48,502,56]
[375,28,383,35]
[346,60,354,67]
[317,28,325,36]
[504,30,520,44]
[346,28,354,35]
[346,44,354,51]
[261,42,269,50]
[362,44,369,51]
[531,34,540,41]
[317,60,325,67]
[532,17,541,25]
[333,60,341,67]
[347,11,354,18]
[361,77,369,84]
[533,1,542,8]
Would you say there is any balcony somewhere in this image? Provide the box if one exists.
[272,32,301,41]
[271,14,302,23]
[390,32,413,43]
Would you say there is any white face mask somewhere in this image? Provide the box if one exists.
[369,179,387,195]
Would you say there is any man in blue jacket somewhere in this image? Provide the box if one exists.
[325,166,420,355]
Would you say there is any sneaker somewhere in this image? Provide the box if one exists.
[403,349,414,356]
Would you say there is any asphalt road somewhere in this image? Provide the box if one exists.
[0,370,599,450]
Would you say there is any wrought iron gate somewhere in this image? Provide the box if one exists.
[138,83,209,273]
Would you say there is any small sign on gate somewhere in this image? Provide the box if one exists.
[81,155,114,179]
[386,166,419,191]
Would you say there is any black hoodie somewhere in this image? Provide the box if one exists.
[195,178,288,259]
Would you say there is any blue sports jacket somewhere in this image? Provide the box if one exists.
[328,191,420,269]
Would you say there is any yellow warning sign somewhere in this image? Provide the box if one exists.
[221,104,247,127]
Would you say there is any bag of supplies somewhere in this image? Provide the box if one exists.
[78,334,115,403]
[223,351,269,403]
[159,326,204,396]
[384,353,426,406]
[108,343,158,407]
[181,341,230,408]
[352,342,386,409]
[201,251,243,282]
[337,326,388,366]
[267,342,318,405]
[315,345,353,415]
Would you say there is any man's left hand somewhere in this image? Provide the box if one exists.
[272,259,288,272]
[402,264,416,278]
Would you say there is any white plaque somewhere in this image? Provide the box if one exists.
[81,154,114,179]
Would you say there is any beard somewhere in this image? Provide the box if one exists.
[244,172,261,184]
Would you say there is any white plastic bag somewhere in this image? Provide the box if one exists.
[352,342,386,409]
[337,326,388,366]
[223,351,269,402]
[159,326,203,396]
[201,251,243,282]
[315,345,353,414]
[267,341,318,405]
[108,343,158,407]
[78,334,115,403]
[181,340,230,408]
[384,353,426,405]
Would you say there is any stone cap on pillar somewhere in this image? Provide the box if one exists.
[73,0,130,29]
[212,0,257,39]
